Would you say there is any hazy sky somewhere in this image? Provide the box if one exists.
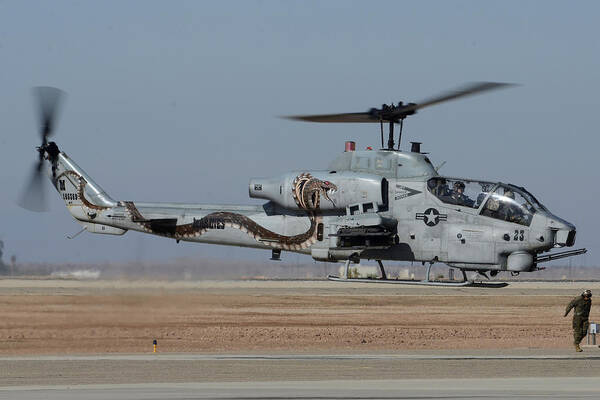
[1,1,598,267]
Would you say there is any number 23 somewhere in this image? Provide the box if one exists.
[514,230,524,241]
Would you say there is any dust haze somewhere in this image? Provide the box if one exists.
[4,257,597,281]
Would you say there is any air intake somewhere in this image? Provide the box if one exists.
[410,142,422,153]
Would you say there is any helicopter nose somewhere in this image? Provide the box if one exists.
[555,228,576,247]
[548,217,576,247]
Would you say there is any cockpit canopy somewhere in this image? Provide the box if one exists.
[427,177,546,226]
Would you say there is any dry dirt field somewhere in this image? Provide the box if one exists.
[1,279,599,355]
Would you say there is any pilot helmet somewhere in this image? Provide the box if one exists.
[582,289,592,298]
[504,189,515,200]
[453,181,465,190]
[486,197,500,211]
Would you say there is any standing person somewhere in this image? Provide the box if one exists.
[564,290,592,352]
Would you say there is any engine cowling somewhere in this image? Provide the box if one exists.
[249,171,387,211]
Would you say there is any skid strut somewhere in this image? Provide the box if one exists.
[343,259,351,279]
[424,262,433,283]
[342,259,389,280]
[376,260,387,280]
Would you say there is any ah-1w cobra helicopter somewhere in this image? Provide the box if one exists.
[20,83,586,287]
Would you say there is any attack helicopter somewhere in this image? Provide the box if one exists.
[20,83,586,287]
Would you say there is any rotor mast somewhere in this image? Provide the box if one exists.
[381,104,407,150]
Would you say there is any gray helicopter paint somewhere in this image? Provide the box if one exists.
[44,147,578,275]
[327,150,437,180]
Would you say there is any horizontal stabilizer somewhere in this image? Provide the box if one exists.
[79,222,127,236]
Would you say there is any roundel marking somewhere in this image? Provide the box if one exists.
[416,208,447,227]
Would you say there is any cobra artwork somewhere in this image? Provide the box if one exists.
[292,173,337,210]
[63,170,337,251]
[56,170,111,211]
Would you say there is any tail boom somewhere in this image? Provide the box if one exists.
[48,149,316,252]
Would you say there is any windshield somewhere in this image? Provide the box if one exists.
[427,177,496,209]
[481,184,535,226]
[508,184,547,211]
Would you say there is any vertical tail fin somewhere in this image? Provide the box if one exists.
[49,150,117,220]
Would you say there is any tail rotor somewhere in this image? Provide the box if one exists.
[18,86,66,212]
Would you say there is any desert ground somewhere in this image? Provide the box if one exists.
[1,279,599,355]
[3,279,600,398]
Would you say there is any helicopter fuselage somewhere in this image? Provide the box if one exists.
[48,143,577,276]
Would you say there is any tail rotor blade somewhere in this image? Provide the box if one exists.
[33,86,66,144]
[18,163,49,212]
[21,86,66,212]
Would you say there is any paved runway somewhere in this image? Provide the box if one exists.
[2,378,600,399]
[2,352,600,399]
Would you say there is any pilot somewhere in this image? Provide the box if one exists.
[450,181,474,207]
[427,179,437,192]
[429,178,450,198]
[499,189,524,223]
[481,196,500,218]
[564,290,592,352]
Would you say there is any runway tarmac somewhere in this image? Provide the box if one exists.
[3,378,600,400]
[2,352,600,399]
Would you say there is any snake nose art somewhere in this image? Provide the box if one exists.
[249,172,385,212]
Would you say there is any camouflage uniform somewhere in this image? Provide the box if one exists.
[564,296,592,350]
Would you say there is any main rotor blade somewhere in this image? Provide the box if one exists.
[17,162,49,212]
[399,82,516,114]
[284,81,516,123]
[33,86,66,143]
[285,112,376,123]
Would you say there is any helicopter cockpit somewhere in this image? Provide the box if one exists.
[427,178,544,226]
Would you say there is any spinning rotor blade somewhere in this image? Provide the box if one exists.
[286,112,377,123]
[18,162,49,212]
[18,87,66,212]
[285,81,516,123]
[33,86,65,144]
[399,82,515,114]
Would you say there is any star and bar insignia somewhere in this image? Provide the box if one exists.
[416,208,447,226]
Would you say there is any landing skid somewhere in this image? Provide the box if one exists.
[326,275,508,288]
[328,259,508,288]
